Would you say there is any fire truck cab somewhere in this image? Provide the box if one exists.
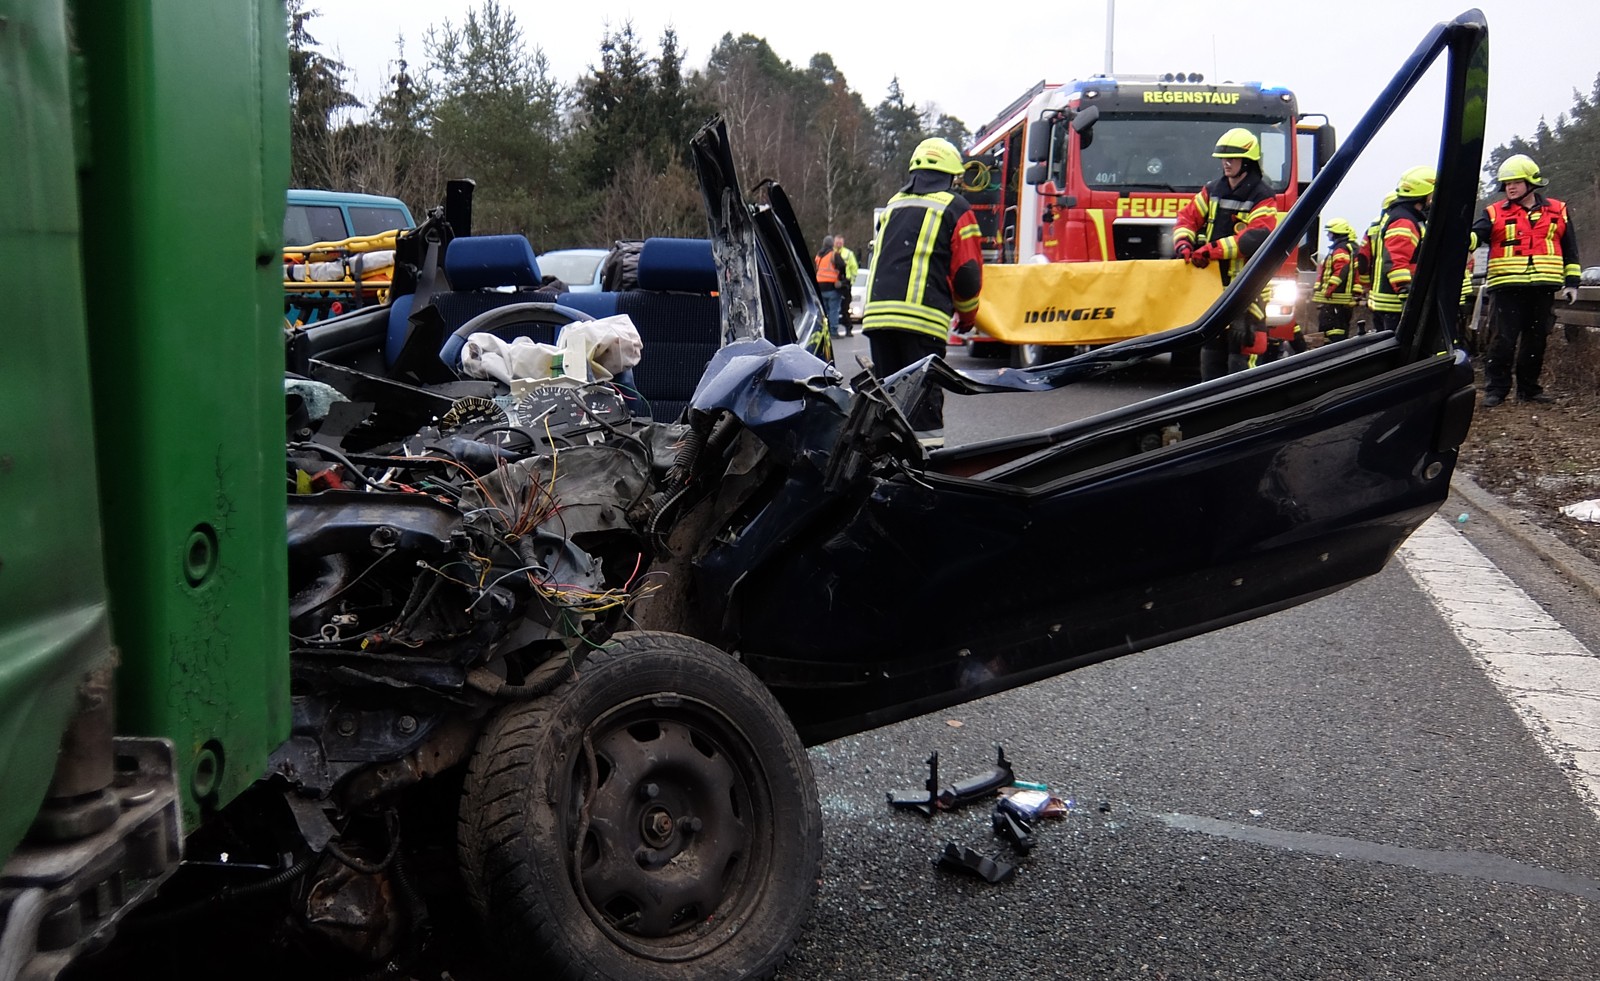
[963,74,1335,356]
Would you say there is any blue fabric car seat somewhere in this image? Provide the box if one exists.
[385,234,549,369]
[559,237,722,421]
[431,234,559,336]
[384,292,418,367]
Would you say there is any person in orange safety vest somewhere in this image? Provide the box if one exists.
[1471,154,1581,406]
[814,235,846,336]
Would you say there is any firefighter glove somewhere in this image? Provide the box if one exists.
[1189,248,1210,270]
[1559,286,1579,304]
[1228,321,1256,349]
[1192,241,1225,269]
[1174,241,1193,261]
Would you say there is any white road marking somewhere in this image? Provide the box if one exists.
[1399,515,1600,816]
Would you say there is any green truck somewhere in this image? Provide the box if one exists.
[2,2,1490,979]
[3,0,291,975]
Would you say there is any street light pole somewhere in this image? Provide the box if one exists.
[1105,0,1115,73]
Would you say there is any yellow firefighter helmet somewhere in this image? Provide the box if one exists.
[909,137,965,175]
[1394,166,1437,200]
[1496,153,1547,188]
[1211,127,1262,162]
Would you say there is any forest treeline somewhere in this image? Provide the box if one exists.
[290,0,967,258]
[293,2,1600,268]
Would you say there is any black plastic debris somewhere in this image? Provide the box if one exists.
[934,841,1015,884]
[887,746,1015,817]
[991,807,1035,854]
[936,746,1015,811]
[887,751,942,817]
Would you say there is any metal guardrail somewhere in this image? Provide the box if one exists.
[1556,285,1600,329]
[1464,283,1600,330]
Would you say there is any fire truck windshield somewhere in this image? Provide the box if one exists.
[1075,115,1292,193]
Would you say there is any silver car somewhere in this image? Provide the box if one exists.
[538,247,608,292]
[849,268,869,320]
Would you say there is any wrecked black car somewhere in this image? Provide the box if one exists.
[257,13,1485,981]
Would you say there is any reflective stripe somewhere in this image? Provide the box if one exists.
[1086,209,1110,259]
[906,207,944,306]
[862,304,950,338]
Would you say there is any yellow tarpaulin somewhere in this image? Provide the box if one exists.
[974,259,1224,345]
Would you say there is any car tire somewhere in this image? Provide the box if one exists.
[1008,343,1045,368]
[458,631,821,981]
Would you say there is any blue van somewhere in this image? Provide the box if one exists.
[284,188,415,245]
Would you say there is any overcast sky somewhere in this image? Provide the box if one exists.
[310,1,1600,239]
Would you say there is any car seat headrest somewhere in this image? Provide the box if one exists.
[636,237,718,293]
[445,234,542,291]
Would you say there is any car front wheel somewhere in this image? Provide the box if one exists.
[458,631,821,981]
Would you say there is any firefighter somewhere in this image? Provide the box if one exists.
[1458,253,1477,351]
[1173,126,1280,380]
[814,235,846,336]
[1471,154,1582,406]
[863,137,984,447]
[1313,218,1360,342]
[834,232,860,336]
[1367,166,1435,334]
[1353,195,1394,336]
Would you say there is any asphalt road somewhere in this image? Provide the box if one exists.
[778,336,1600,980]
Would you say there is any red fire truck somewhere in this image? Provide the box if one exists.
[961,74,1335,363]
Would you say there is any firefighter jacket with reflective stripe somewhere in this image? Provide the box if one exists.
[837,246,860,282]
[1355,212,1383,294]
[1172,170,1279,284]
[863,189,984,339]
[1368,200,1426,314]
[1470,193,1581,290]
[814,249,843,285]
[1313,238,1358,305]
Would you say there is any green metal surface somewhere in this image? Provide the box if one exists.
[0,0,117,864]
[74,0,291,829]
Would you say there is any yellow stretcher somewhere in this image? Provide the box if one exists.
[973,259,1225,345]
[283,230,401,325]
[285,229,400,265]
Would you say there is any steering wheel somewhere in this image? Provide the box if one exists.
[439,301,596,369]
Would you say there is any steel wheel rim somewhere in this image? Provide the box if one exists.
[565,693,773,961]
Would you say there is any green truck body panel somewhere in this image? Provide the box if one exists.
[4,0,293,837]
[76,0,293,827]
[0,0,118,865]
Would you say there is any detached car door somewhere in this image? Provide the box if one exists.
[695,12,1487,745]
